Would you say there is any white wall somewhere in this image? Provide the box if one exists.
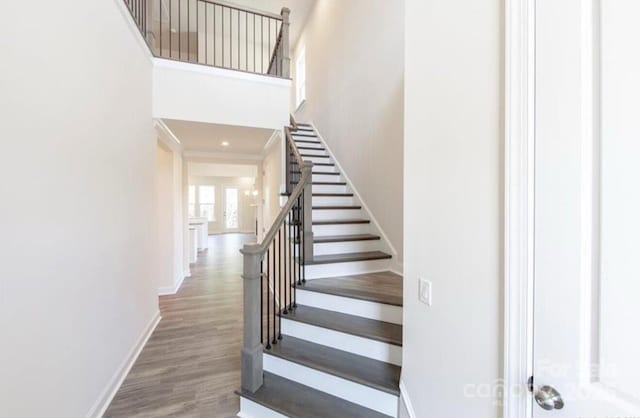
[403,0,503,417]
[156,144,176,291]
[262,134,284,234]
[153,58,291,130]
[156,140,185,295]
[0,1,158,417]
[292,0,404,264]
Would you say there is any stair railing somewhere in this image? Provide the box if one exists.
[240,116,314,392]
[123,0,290,78]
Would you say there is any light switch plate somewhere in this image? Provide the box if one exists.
[418,277,432,306]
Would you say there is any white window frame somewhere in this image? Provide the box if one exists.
[198,185,216,222]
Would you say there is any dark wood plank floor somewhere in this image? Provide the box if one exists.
[105,233,255,418]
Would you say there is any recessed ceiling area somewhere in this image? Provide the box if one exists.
[163,119,274,155]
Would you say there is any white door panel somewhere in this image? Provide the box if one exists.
[533,0,640,415]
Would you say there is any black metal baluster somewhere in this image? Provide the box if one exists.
[169,0,172,58]
[204,2,207,64]
[159,0,162,56]
[296,195,302,285]
[230,8,233,69]
[272,236,277,345]
[265,245,271,349]
[253,14,256,72]
[261,16,263,73]
[238,9,240,70]
[278,227,283,340]
[283,214,288,314]
[221,6,225,67]
[290,209,296,308]
[260,252,264,344]
[301,192,306,283]
[187,0,190,61]
[245,12,248,71]
[212,4,217,67]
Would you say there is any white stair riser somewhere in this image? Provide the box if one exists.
[296,289,403,324]
[281,319,402,366]
[312,208,363,220]
[312,195,353,206]
[312,184,347,194]
[312,165,338,173]
[299,148,327,156]
[312,223,370,236]
[313,239,382,256]
[303,258,392,279]
[239,397,287,418]
[303,156,333,164]
[263,354,398,416]
[313,173,343,182]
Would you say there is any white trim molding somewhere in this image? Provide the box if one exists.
[87,311,161,418]
[399,379,417,418]
[504,0,535,417]
[158,273,187,296]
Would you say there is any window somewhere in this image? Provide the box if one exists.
[295,47,306,108]
[188,185,196,218]
[198,185,215,221]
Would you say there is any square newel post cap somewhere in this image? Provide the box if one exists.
[280,7,291,22]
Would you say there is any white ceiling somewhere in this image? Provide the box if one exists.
[163,119,274,155]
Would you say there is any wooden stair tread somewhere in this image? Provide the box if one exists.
[238,372,389,418]
[302,154,331,158]
[297,272,403,306]
[312,181,347,185]
[265,336,400,395]
[284,305,402,346]
[313,234,380,243]
[293,139,322,144]
[313,219,370,225]
[305,251,392,265]
[313,205,361,210]
[313,192,353,196]
[298,146,326,151]
[292,171,340,175]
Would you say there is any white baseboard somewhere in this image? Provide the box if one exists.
[87,311,161,418]
[158,273,186,296]
[399,379,417,418]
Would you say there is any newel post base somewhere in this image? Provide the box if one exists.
[240,245,263,392]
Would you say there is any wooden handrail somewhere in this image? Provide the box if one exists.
[198,0,282,20]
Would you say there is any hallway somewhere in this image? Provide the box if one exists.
[105,234,255,417]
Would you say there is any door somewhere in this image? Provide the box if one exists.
[224,187,239,231]
[533,0,640,416]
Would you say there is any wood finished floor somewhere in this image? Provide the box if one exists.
[105,233,255,418]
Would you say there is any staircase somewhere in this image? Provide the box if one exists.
[238,122,402,417]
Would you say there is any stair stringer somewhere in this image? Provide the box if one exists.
[306,122,402,274]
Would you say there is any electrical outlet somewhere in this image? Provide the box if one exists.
[418,277,432,306]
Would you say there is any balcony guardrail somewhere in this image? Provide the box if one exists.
[123,0,290,78]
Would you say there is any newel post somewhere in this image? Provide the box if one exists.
[239,244,263,392]
[301,162,314,262]
[280,7,291,78]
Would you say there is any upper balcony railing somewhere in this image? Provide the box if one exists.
[123,0,291,78]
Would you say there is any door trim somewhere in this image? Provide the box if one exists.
[504,0,535,416]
